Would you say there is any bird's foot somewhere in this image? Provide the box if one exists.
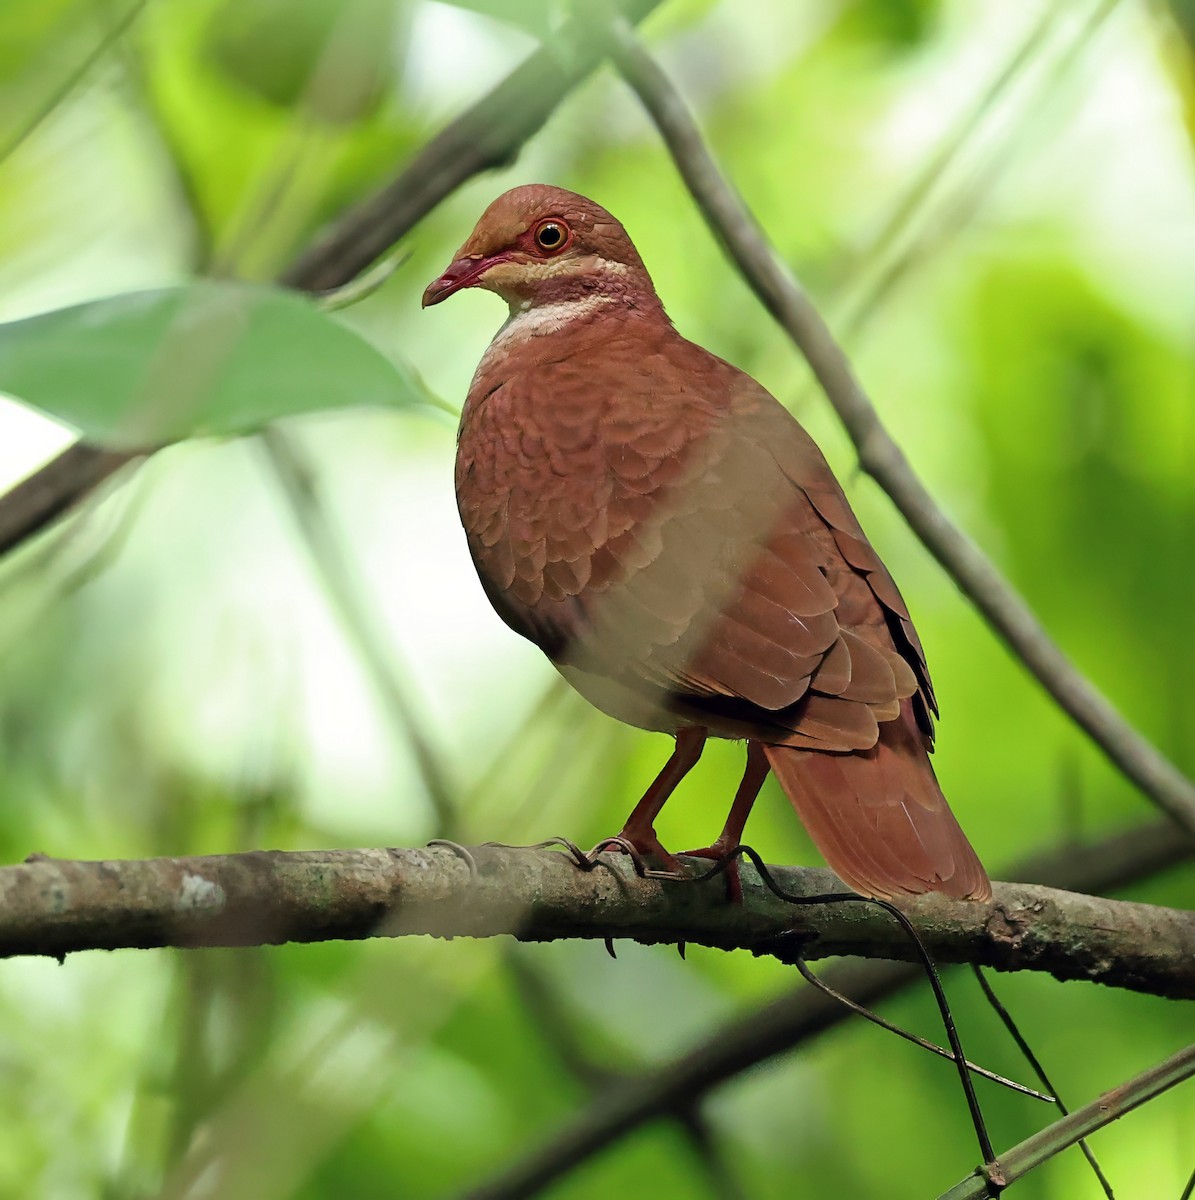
[586,828,685,880]
[678,840,744,903]
[454,834,685,881]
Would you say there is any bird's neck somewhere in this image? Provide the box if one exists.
[490,292,611,352]
[485,273,669,363]
[497,259,666,320]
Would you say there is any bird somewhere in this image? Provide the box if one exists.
[423,184,990,902]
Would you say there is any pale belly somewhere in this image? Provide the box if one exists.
[554,662,684,736]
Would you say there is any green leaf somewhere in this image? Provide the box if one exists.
[0,281,418,448]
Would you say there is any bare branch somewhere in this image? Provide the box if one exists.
[3,844,1194,1001]
[0,0,663,559]
[601,15,1195,836]
[971,966,1116,1198]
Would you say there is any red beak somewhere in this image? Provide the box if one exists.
[422,253,509,307]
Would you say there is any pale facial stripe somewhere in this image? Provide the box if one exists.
[484,294,615,358]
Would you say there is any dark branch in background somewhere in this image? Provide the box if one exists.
[3,843,1194,1000]
[600,14,1195,837]
[0,0,663,560]
[0,444,142,562]
[278,0,643,292]
[455,818,1191,1200]
[465,962,927,1200]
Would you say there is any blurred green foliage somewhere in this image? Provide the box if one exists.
[0,1,1193,1198]
[204,0,404,123]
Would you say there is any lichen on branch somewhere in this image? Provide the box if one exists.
[2,844,1192,1000]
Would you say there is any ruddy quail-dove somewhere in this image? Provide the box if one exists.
[424,184,990,902]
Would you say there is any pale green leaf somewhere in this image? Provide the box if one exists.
[0,281,418,448]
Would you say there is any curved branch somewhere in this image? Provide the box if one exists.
[601,15,1195,836]
[3,844,1193,1000]
[0,0,663,559]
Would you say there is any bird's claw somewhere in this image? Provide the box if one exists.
[678,842,746,903]
[582,834,689,880]
[426,838,480,882]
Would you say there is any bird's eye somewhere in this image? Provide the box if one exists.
[533,219,569,253]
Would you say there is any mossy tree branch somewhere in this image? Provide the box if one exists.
[3,844,1193,1001]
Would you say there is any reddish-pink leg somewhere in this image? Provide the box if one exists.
[612,726,708,869]
[682,740,771,900]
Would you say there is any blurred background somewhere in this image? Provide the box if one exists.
[1,0,1193,1196]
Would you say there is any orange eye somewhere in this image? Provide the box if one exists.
[533,219,569,253]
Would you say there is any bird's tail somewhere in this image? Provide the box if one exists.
[763,701,991,901]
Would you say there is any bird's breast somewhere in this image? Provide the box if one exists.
[461,386,675,602]
[454,327,731,626]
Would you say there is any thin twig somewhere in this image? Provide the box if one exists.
[706,849,998,1165]
[602,14,1195,836]
[110,9,215,271]
[317,248,411,312]
[203,66,460,840]
[937,1042,1195,1199]
[508,950,746,1196]
[506,953,621,1091]
[675,1110,748,1200]
[1180,1165,1195,1200]
[837,0,1121,342]
[794,960,1049,1101]
[972,966,1115,1198]
[839,2,1061,298]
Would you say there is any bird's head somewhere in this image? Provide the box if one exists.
[422,184,658,312]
